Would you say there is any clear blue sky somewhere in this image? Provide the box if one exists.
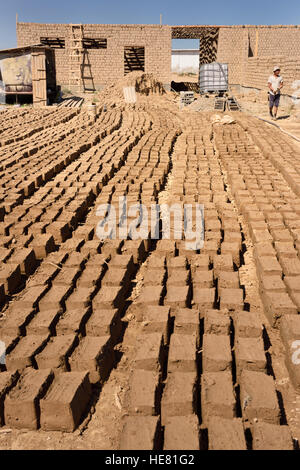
[1,0,300,49]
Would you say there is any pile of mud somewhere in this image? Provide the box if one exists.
[99,71,166,101]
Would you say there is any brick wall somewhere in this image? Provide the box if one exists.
[17,23,172,88]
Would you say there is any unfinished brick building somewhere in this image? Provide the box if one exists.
[17,22,300,96]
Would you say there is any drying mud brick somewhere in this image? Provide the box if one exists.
[40,371,91,432]
[257,256,282,278]
[204,310,231,336]
[202,334,232,372]
[110,254,135,275]
[135,333,165,371]
[201,371,236,424]
[233,311,263,338]
[213,254,234,277]
[4,368,54,430]
[260,275,286,293]
[8,248,37,276]
[31,234,56,259]
[167,334,197,373]
[240,370,281,424]
[93,285,125,310]
[164,285,191,310]
[164,415,199,450]
[65,286,95,310]
[284,276,300,294]
[128,369,160,415]
[39,285,73,312]
[208,417,246,450]
[217,271,240,289]
[0,371,19,426]
[192,270,214,288]
[219,288,244,311]
[166,270,189,288]
[280,314,300,345]
[26,309,63,336]
[143,268,166,286]
[262,292,298,328]
[140,306,171,345]
[52,267,81,287]
[119,416,161,450]
[69,335,113,384]
[56,307,91,335]
[193,288,216,312]
[161,371,197,425]
[147,255,166,270]
[252,422,293,450]
[85,309,121,341]
[5,334,49,370]
[35,335,77,371]
[173,308,199,340]
[235,337,267,378]
[0,264,21,295]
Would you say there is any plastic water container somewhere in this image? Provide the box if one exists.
[199,63,228,93]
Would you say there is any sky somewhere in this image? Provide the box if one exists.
[0,0,300,49]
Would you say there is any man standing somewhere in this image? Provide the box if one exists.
[268,66,283,120]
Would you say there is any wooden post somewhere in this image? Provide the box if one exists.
[32,49,47,107]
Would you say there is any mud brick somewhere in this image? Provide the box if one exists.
[167,270,189,287]
[252,422,293,450]
[201,371,236,423]
[223,231,242,249]
[46,221,71,244]
[39,284,73,311]
[0,305,35,336]
[233,311,263,338]
[174,308,199,340]
[193,287,215,312]
[260,275,286,293]
[262,292,298,328]
[60,237,85,253]
[202,334,232,372]
[168,334,197,373]
[0,222,13,236]
[31,234,56,259]
[69,336,113,384]
[201,240,220,260]
[254,242,276,258]
[135,333,164,372]
[279,256,300,277]
[0,371,19,425]
[93,285,125,310]
[52,267,81,287]
[79,266,106,288]
[65,286,95,310]
[190,254,210,273]
[240,370,280,424]
[146,254,166,270]
[128,369,160,415]
[218,271,240,289]
[35,335,78,371]
[120,416,160,450]
[143,268,166,286]
[40,371,91,432]
[5,334,49,370]
[274,241,297,258]
[213,254,233,277]
[192,270,214,288]
[86,253,110,268]
[73,225,94,241]
[280,315,300,346]
[80,240,102,256]
[7,248,37,276]
[204,310,231,335]
[64,252,87,269]
[219,288,244,311]
[27,263,60,288]
[110,254,135,275]
[156,240,177,258]
[140,306,171,345]
[271,228,293,242]
[4,368,53,430]
[0,264,21,295]
[161,371,197,425]
[208,417,246,450]
[122,240,146,264]
[235,337,266,378]
[102,267,131,290]
[284,276,300,295]
[164,285,190,310]
[85,309,121,341]
[0,249,13,264]
[164,415,199,450]
[101,239,123,256]
[167,256,188,273]
[252,229,273,244]
[221,242,241,267]
[57,305,91,335]
[26,308,63,336]
[257,256,282,278]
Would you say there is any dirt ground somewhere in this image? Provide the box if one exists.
[1,73,300,450]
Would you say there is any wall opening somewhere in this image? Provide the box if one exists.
[124,47,145,75]
[40,37,65,49]
[83,38,107,49]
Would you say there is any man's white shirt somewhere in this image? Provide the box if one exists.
[268,75,283,95]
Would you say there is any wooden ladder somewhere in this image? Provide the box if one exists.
[69,24,83,90]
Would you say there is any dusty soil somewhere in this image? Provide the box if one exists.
[1,73,300,450]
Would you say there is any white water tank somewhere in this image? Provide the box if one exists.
[199,63,228,93]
